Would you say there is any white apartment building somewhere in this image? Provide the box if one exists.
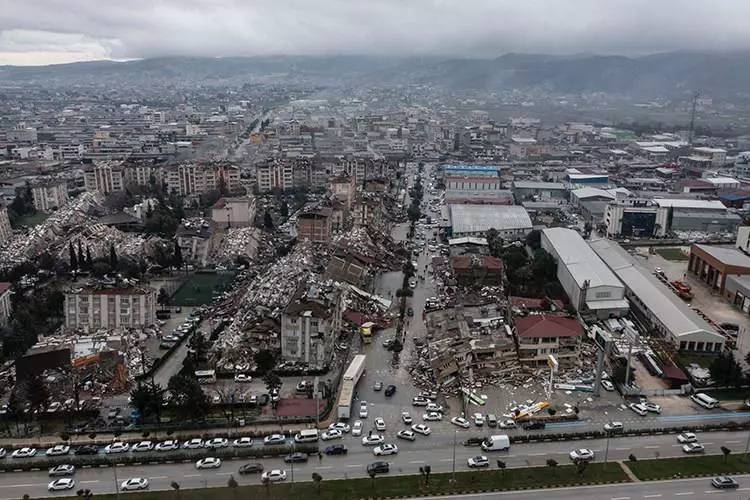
[0,207,12,245]
[0,283,12,326]
[165,163,240,196]
[31,181,69,212]
[64,285,157,331]
[256,160,294,192]
[211,197,257,227]
[83,163,124,194]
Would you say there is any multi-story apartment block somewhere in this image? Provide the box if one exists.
[255,159,294,192]
[83,163,125,194]
[351,193,382,228]
[64,284,156,331]
[0,283,12,326]
[297,208,332,243]
[31,180,69,212]
[211,197,257,228]
[165,163,240,196]
[514,314,583,367]
[0,207,12,244]
[280,284,343,370]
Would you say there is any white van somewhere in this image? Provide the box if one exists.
[628,403,647,416]
[294,429,319,443]
[481,434,510,451]
[690,393,719,409]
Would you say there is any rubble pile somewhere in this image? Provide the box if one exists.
[57,223,153,263]
[212,226,261,263]
[333,226,406,271]
[0,191,105,268]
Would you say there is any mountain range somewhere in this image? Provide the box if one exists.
[1,51,748,99]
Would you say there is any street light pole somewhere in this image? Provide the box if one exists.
[744,432,750,460]
[290,441,295,487]
[604,431,611,469]
[112,457,120,500]
[451,429,456,483]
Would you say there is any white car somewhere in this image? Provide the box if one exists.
[352,420,363,436]
[412,396,429,406]
[359,401,369,418]
[401,412,413,424]
[321,429,343,441]
[48,478,75,491]
[48,464,75,477]
[499,419,517,429]
[156,440,179,451]
[643,402,662,414]
[121,478,149,491]
[0,448,6,458]
[451,416,470,428]
[683,443,705,454]
[604,422,623,433]
[373,444,398,456]
[423,412,442,421]
[361,434,385,446]
[233,437,254,448]
[473,413,485,426]
[628,403,647,416]
[328,422,351,433]
[131,441,154,452]
[46,444,70,456]
[105,442,130,454]
[11,447,37,458]
[234,374,252,383]
[467,455,489,468]
[374,417,386,431]
[205,438,229,449]
[426,403,443,413]
[411,424,431,436]
[183,438,204,449]
[601,380,615,391]
[677,433,697,443]
[569,449,595,461]
[263,434,286,445]
[196,457,222,469]
[397,429,416,441]
[261,469,287,483]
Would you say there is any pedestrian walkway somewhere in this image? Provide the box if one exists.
[618,460,640,482]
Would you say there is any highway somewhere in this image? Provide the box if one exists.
[0,429,748,498]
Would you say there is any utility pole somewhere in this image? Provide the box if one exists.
[624,335,634,392]
[603,430,611,469]
[451,429,457,483]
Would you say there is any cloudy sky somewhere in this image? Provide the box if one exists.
[1,0,747,66]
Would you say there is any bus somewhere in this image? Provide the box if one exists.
[195,370,217,384]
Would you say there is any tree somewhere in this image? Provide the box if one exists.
[546,458,558,468]
[368,469,376,489]
[525,229,541,250]
[38,252,55,271]
[710,351,744,387]
[628,454,637,462]
[227,475,238,488]
[167,374,210,421]
[263,371,282,394]
[263,210,274,230]
[69,242,78,270]
[109,242,118,269]
[311,472,322,494]
[130,382,163,421]
[531,249,557,283]
[254,350,276,375]
[721,446,731,463]
[170,481,180,491]
[497,460,506,473]
[280,201,289,218]
[548,407,557,416]
[576,459,588,476]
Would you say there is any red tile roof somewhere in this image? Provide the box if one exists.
[514,314,583,339]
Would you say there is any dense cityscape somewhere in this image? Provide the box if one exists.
[2,2,750,499]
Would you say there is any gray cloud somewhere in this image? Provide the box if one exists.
[1,0,749,65]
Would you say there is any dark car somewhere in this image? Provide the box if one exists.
[406,307,414,317]
[324,444,348,455]
[74,445,99,455]
[522,422,546,430]
[385,385,397,397]
[367,461,390,474]
[283,452,308,463]
[239,463,264,474]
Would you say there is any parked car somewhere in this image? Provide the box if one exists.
[397,430,416,441]
[423,412,442,421]
[601,380,615,391]
[473,413,485,426]
[263,434,286,445]
[643,402,662,414]
[183,438,204,449]
[682,443,705,454]
[366,461,390,474]
[604,422,624,433]
[411,424,431,435]
[373,444,398,456]
[711,476,739,489]
[467,455,489,468]
[48,478,75,491]
[522,422,545,430]
[401,412,413,424]
[425,403,443,413]
[196,457,222,469]
[569,449,595,461]
[48,465,75,477]
[328,422,351,433]
[324,444,348,455]
[131,441,154,453]
[499,419,517,429]
[373,381,383,391]
[677,433,697,443]
[451,416,470,428]
[46,445,70,456]
[283,452,308,463]
[261,470,287,483]
[239,463,263,474]
[359,401,369,418]
[385,385,397,397]
[412,396,429,406]
[374,417,386,431]
[361,434,385,446]
[321,429,343,441]
[121,478,149,491]
[205,438,229,449]
[155,440,179,452]
[352,420,363,437]
[233,437,254,448]
[234,374,252,383]
[11,447,37,458]
[628,403,648,416]
[74,445,98,456]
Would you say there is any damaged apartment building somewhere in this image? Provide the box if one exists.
[280,281,344,370]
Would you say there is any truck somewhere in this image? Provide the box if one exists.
[481,435,510,451]
[337,355,366,420]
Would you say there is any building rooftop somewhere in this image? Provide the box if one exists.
[515,314,583,339]
[693,244,750,268]
[653,199,728,210]
[449,204,532,235]
[589,238,721,341]
[542,227,624,290]
[512,181,566,190]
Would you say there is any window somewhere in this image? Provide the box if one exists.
[595,291,611,299]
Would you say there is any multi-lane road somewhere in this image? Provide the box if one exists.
[0,429,748,498]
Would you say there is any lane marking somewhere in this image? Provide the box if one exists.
[345,464,361,468]
[644,446,659,449]
[4,484,39,488]
[675,492,694,496]
[80,480,100,484]
[611,497,630,500]
[315,466,332,470]
[615,447,630,451]
[643,495,662,498]
[183,474,201,478]
[409,460,425,464]
[725,440,742,444]
[149,476,168,480]
[216,472,232,476]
